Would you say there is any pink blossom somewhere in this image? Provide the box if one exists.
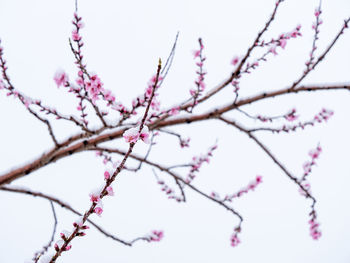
[94,207,103,216]
[256,175,263,183]
[149,74,163,87]
[211,191,220,199]
[54,239,71,251]
[189,89,196,97]
[103,89,115,104]
[279,39,287,49]
[123,125,150,144]
[231,235,240,247]
[54,240,65,251]
[64,245,72,251]
[94,201,103,216]
[285,115,298,121]
[230,228,241,247]
[151,98,161,111]
[231,56,240,66]
[77,22,85,29]
[290,28,302,38]
[224,175,263,202]
[123,127,139,143]
[60,230,71,239]
[193,50,201,58]
[106,186,114,196]
[303,162,312,175]
[314,8,321,17]
[309,219,322,240]
[54,70,69,88]
[157,178,183,201]
[180,137,190,148]
[149,230,164,242]
[285,108,298,121]
[73,216,84,227]
[85,74,104,104]
[104,170,112,180]
[23,97,32,108]
[309,145,322,159]
[169,107,180,116]
[72,30,81,41]
[89,191,100,203]
[186,143,217,183]
[140,126,150,144]
[269,46,278,55]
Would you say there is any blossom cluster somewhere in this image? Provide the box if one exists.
[303,145,322,177]
[89,183,114,216]
[145,230,164,242]
[131,74,164,116]
[190,38,206,107]
[42,217,90,263]
[255,108,333,134]
[259,24,302,54]
[296,145,323,240]
[308,210,322,240]
[299,144,322,197]
[54,13,133,126]
[156,177,183,202]
[230,227,241,247]
[185,143,217,184]
[305,7,323,71]
[222,175,263,202]
[179,137,190,148]
[239,24,302,77]
[254,108,298,123]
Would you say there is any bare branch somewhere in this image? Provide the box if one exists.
[33,201,57,262]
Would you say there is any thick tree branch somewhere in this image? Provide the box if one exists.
[0,83,349,186]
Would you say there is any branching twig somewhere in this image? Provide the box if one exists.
[217,116,317,205]
[88,146,243,222]
[0,186,145,247]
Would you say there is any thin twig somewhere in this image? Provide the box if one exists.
[0,186,142,246]
[217,116,316,205]
[33,201,57,262]
[89,146,243,221]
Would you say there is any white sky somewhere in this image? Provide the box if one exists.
[0,0,350,262]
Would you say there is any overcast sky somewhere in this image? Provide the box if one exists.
[0,0,350,262]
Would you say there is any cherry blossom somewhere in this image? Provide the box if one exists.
[94,200,103,216]
[223,175,263,202]
[53,70,69,88]
[230,227,241,247]
[106,186,114,196]
[309,218,322,240]
[123,127,139,143]
[148,230,164,242]
[89,190,101,203]
[231,56,241,66]
[123,125,150,144]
